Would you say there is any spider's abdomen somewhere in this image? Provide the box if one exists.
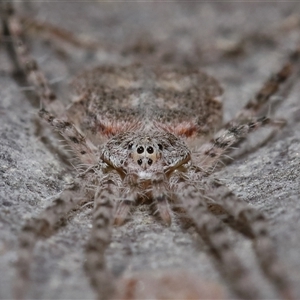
[68,65,223,140]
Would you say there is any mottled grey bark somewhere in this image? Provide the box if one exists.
[0,2,300,299]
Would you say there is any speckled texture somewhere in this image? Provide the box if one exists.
[0,2,300,299]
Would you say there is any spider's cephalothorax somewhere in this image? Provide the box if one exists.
[1,3,299,300]
[102,130,191,175]
[127,136,164,170]
[100,129,192,225]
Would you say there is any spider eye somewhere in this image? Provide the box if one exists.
[137,146,144,154]
[158,144,163,150]
[147,146,154,154]
[148,158,153,165]
[137,159,143,165]
[128,143,133,150]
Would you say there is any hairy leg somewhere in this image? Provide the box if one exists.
[114,173,173,226]
[226,47,300,127]
[18,14,101,51]
[196,116,270,172]
[151,173,172,225]
[14,181,83,300]
[1,1,64,114]
[85,173,120,300]
[39,109,98,164]
[194,47,300,171]
[1,3,99,164]
[0,2,23,72]
[170,173,262,299]
[113,174,140,226]
[207,178,296,300]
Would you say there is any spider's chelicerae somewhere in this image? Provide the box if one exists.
[1,2,300,300]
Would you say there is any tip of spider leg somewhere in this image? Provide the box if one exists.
[114,216,126,227]
[160,209,172,226]
[156,196,172,226]
[114,200,132,226]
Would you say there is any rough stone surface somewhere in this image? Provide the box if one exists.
[0,2,300,299]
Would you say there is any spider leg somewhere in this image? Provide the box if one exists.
[39,109,98,164]
[171,173,262,299]
[114,172,173,226]
[0,2,64,114]
[151,173,172,225]
[225,119,286,163]
[196,47,300,171]
[114,200,133,226]
[199,47,300,168]
[18,14,101,51]
[226,47,300,127]
[85,174,120,300]
[114,174,141,226]
[33,117,74,168]
[14,181,83,300]
[207,178,296,300]
[196,116,269,172]
[0,2,22,72]
[113,187,133,227]
[1,3,99,164]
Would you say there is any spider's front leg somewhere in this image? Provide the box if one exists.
[85,171,121,300]
[0,2,64,113]
[197,116,270,172]
[113,173,140,226]
[195,46,300,172]
[1,2,99,164]
[14,179,85,300]
[114,172,172,226]
[39,109,98,164]
[151,172,172,225]
[170,172,262,299]
[206,178,296,300]
[225,46,300,127]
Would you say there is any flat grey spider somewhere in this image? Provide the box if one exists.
[1,2,299,300]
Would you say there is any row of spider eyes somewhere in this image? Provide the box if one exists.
[137,158,153,166]
[127,144,163,153]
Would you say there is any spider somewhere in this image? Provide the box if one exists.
[1,2,300,300]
